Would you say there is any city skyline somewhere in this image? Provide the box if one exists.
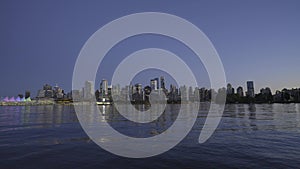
[1,75,300,105]
[0,76,300,98]
[75,78,300,104]
[1,1,300,96]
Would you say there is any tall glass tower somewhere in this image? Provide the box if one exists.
[246,81,255,98]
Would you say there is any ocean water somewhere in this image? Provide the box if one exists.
[1,103,300,169]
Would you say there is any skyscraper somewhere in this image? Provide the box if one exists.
[135,83,143,94]
[100,79,108,96]
[237,86,244,97]
[84,81,94,100]
[246,81,255,98]
[150,78,159,90]
[160,76,165,89]
[227,83,234,95]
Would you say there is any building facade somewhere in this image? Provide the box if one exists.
[246,81,255,98]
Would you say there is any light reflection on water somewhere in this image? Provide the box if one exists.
[1,104,300,168]
[0,105,78,131]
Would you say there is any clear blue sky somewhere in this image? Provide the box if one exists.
[1,0,300,97]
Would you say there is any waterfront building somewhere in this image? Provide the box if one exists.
[37,84,54,98]
[199,88,206,102]
[180,85,188,101]
[154,78,159,89]
[25,91,30,99]
[9,97,15,102]
[3,97,9,102]
[194,87,200,102]
[100,79,108,96]
[150,78,158,90]
[84,81,94,100]
[43,84,52,91]
[211,89,218,101]
[128,85,134,101]
[37,90,46,98]
[70,90,80,101]
[160,76,165,89]
[45,90,54,98]
[237,86,244,97]
[188,86,194,101]
[246,81,255,98]
[273,88,300,103]
[135,83,143,95]
[257,87,273,103]
[227,83,234,95]
[18,94,23,99]
[260,87,272,95]
[132,83,144,102]
[112,84,121,96]
[120,86,131,102]
[168,84,179,102]
[53,84,64,99]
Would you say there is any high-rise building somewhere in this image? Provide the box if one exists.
[100,79,108,96]
[150,78,159,90]
[154,78,159,89]
[188,86,194,101]
[180,85,188,101]
[237,86,244,97]
[71,90,80,101]
[170,84,176,94]
[111,84,121,97]
[227,83,234,95]
[37,84,54,98]
[84,81,94,100]
[246,81,255,98]
[121,85,132,101]
[53,84,64,99]
[194,87,200,102]
[160,76,165,89]
[132,83,143,102]
[135,83,143,94]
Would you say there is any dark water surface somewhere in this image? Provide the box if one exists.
[1,104,300,169]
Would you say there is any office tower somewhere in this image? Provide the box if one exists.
[194,87,200,101]
[150,78,158,90]
[84,81,94,100]
[143,86,152,95]
[246,81,255,98]
[71,90,80,101]
[188,86,194,101]
[237,86,244,97]
[135,83,143,94]
[227,83,234,95]
[154,78,159,89]
[122,85,132,101]
[100,79,108,96]
[160,76,165,89]
[180,85,188,101]
[132,83,143,102]
[37,84,54,98]
[112,84,121,95]
[53,84,64,99]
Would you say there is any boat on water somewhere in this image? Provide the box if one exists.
[96,101,112,105]
[96,98,112,105]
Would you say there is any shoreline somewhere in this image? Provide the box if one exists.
[1,100,300,106]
